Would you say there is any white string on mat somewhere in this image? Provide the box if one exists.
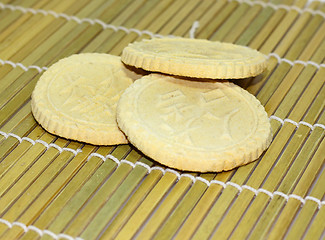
[86,154,325,209]
[0,117,324,214]
[0,59,48,73]
[269,116,325,130]
[189,21,200,39]
[0,2,164,39]
[0,135,323,218]
[0,218,83,240]
[1,0,325,42]
[85,152,152,172]
[268,53,325,69]
[232,0,325,18]
[0,131,82,156]
[85,154,324,210]
[0,116,324,160]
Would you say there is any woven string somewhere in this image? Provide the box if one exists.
[0,1,324,41]
[1,129,324,210]
[0,218,83,240]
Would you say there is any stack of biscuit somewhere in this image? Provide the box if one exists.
[31,38,272,172]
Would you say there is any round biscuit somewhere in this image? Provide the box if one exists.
[121,38,267,79]
[117,74,272,172]
[31,53,141,145]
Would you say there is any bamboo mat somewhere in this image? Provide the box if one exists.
[0,0,324,239]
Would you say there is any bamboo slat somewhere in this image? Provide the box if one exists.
[269,130,325,239]
[0,0,324,239]
[113,172,180,239]
[100,168,163,239]
[86,0,172,54]
[173,0,216,38]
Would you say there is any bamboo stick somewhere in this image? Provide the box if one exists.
[247,8,287,48]
[50,146,134,237]
[173,173,233,239]
[210,2,250,41]
[135,177,194,239]
[24,148,142,239]
[222,3,264,44]
[0,105,36,144]
[0,124,43,177]
[304,210,325,239]
[0,1,80,60]
[0,135,64,233]
[286,69,325,121]
[83,0,170,53]
[18,146,114,240]
[268,129,325,239]
[158,0,201,36]
[0,101,32,135]
[97,0,175,55]
[153,180,210,239]
[302,168,325,239]
[0,0,50,43]
[10,0,111,65]
[51,0,143,59]
[84,0,160,55]
[112,172,179,239]
[18,0,128,67]
[0,70,36,107]
[252,131,325,240]
[214,71,324,239]
[110,0,190,56]
[172,0,216,38]
[99,168,163,239]
[79,160,149,239]
[35,145,131,240]
[0,72,39,126]
[0,141,83,239]
[247,3,321,96]
[220,76,325,239]
[260,3,316,54]
[229,79,325,239]
[256,21,324,108]
[196,0,236,40]
[231,126,322,239]
[8,0,106,64]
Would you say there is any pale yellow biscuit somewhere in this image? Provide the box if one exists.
[31,53,141,145]
[117,74,272,172]
[121,38,267,79]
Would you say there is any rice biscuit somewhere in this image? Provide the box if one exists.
[121,38,267,79]
[117,74,272,172]
[31,53,141,145]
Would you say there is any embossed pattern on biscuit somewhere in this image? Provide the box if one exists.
[117,74,272,172]
[31,53,141,145]
[121,38,267,79]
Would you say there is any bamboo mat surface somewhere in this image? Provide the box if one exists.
[0,0,324,239]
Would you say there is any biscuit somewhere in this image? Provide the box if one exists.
[121,38,267,79]
[31,53,141,145]
[117,74,272,172]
